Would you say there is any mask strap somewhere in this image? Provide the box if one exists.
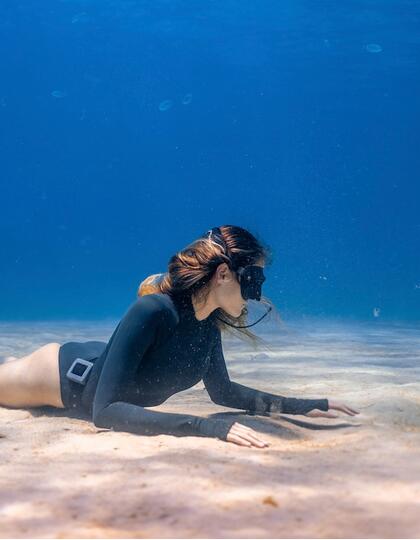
[215,305,272,329]
[207,227,228,253]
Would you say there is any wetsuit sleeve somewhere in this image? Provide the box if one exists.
[92,295,235,440]
[203,328,329,415]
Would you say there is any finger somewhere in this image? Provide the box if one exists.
[233,425,270,445]
[330,403,356,415]
[231,434,267,449]
[339,404,360,415]
[234,425,270,444]
[232,423,258,434]
[232,429,268,447]
[228,434,252,447]
[347,407,360,414]
[240,432,269,447]
[234,423,256,433]
[340,406,357,416]
[305,409,322,417]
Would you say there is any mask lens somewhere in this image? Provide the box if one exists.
[238,265,265,301]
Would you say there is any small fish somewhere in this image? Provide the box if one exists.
[158,99,173,112]
[51,90,67,99]
[366,43,382,53]
[182,93,193,105]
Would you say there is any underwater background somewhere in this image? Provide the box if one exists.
[1,0,419,323]
[1,7,420,535]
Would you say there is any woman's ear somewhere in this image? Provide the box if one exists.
[221,263,232,277]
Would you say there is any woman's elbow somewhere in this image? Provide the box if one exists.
[92,410,105,428]
[92,402,109,428]
[207,392,227,407]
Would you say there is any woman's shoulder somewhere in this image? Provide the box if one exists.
[131,293,180,325]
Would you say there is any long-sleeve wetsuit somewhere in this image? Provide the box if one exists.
[81,292,329,441]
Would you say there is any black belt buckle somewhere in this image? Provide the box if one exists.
[66,358,94,386]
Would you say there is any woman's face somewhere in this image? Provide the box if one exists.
[214,259,265,318]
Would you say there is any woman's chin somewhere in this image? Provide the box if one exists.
[223,304,245,318]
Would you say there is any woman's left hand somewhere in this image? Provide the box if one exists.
[305,400,360,418]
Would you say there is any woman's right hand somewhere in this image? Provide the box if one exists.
[226,422,270,448]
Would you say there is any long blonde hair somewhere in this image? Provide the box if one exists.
[137,225,283,350]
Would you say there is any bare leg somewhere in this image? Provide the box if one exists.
[0,342,65,409]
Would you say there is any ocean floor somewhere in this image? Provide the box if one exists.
[1,317,419,538]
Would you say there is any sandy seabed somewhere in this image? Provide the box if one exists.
[1,317,419,539]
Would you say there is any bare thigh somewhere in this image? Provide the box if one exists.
[0,342,65,409]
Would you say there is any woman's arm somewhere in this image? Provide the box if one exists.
[92,295,235,440]
[202,328,329,415]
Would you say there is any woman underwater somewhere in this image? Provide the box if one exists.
[0,225,359,448]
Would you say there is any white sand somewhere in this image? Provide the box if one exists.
[1,318,419,538]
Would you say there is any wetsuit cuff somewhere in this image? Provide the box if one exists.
[269,396,331,415]
[306,398,329,412]
[198,418,235,441]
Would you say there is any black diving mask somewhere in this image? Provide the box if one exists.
[236,264,266,301]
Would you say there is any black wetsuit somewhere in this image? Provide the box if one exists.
[68,293,329,441]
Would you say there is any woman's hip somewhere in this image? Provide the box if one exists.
[58,340,107,413]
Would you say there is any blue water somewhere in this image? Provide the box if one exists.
[1,1,419,322]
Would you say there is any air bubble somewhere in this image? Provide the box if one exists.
[182,93,193,105]
[158,99,173,112]
[51,90,67,98]
[366,43,382,53]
